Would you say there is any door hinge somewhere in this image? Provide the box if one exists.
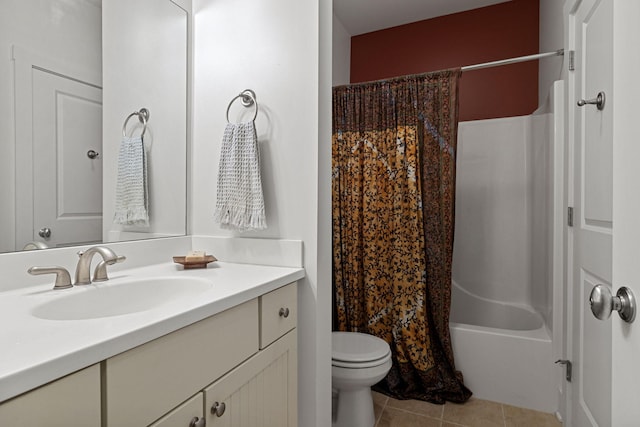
[555,359,572,382]
[568,50,575,71]
[568,207,574,227]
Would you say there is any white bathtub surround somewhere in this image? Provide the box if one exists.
[455,116,537,307]
[451,82,564,414]
[450,282,543,331]
[0,250,304,403]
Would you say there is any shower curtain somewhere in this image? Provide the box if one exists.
[332,69,471,404]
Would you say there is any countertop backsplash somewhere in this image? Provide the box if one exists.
[0,236,303,293]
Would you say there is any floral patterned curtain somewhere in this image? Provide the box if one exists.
[332,69,471,404]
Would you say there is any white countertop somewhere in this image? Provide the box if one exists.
[0,261,304,402]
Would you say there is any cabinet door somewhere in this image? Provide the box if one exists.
[0,364,100,427]
[149,393,204,427]
[205,330,297,427]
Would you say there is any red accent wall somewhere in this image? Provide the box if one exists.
[350,0,539,122]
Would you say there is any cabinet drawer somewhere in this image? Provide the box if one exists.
[0,364,100,427]
[149,392,203,427]
[105,299,259,427]
[260,282,297,348]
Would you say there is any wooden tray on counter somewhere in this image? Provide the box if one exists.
[172,255,217,269]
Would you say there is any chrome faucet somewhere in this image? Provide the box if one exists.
[74,246,126,285]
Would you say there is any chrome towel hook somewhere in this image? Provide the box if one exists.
[226,89,258,123]
[122,108,150,138]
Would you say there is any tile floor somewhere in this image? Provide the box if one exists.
[372,391,562,427]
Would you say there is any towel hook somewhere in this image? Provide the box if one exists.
[122,108,150,138]
[226,89,258,123]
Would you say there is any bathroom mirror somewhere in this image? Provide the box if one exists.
[0,0,189,254]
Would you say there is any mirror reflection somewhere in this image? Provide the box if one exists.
[0,0,188,254]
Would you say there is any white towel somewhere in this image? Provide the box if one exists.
[113,136,149,226]
[213,121,267,231]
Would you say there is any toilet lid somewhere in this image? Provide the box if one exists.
[332,331,391,364]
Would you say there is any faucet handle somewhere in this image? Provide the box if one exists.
[93,255,126,282]
[28,266,73,290]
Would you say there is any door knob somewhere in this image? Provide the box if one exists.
[87,149,100,159]
[589,284,636,323]
[38,227,52,239]
[577,91,606,110]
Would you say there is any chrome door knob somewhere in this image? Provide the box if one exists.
[589,284,636,323]
[38,227,52,238]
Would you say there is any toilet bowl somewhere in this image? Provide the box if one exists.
[332,331,392,427]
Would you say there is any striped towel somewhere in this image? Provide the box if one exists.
[213,121,266,231]
[113,136,149,226]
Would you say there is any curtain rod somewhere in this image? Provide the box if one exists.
[461,49,564,72]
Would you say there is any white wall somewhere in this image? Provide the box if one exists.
[332,13,351,86]
[0,0,101,253]
[192,1,330,426]
[102,0,188,243]
[539,0,566,106]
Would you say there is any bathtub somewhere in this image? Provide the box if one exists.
[449,281,555,413]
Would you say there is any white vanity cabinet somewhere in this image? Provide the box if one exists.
[104,282,298,427]
[0,364,101,427]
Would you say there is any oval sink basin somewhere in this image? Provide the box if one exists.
[32,277,213,320]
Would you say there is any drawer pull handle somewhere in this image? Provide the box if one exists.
[211,401,226,417]
[279,307,290,318]
[189,416,205,427]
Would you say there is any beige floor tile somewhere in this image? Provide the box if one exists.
[378,407,442,427]
[443,398,504,427]
[386,396,444,419]
[503,404,561,427]
[373,391,389,423]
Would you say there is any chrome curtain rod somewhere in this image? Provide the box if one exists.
[461,49,564,72]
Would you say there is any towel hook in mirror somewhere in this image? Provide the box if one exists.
[122,108,150,138]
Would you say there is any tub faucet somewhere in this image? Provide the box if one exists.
[74,246,126,285]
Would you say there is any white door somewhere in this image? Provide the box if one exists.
[569,0,613,425]
[569,0,640,426]
[609,1,640,426]
[32,68,103,248]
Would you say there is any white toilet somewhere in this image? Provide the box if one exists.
[332,331,393,427]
